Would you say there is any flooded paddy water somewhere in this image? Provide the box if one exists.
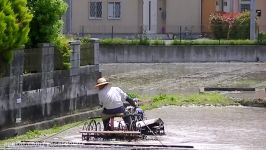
[28,106,266,150]
[145,106,266,150]
[99,63,266,149]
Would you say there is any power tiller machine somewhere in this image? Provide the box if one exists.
[80,101,165,141]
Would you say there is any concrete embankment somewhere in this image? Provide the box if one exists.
[0,109,101,140]
[98,45,266,63]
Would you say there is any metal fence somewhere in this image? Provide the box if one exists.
[75,24,266,41]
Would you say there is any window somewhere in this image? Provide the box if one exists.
[240,0,250,12]
[240,4,250,12]
[89,1,102,19]
[224,2,227,7]
[108,2,121,19]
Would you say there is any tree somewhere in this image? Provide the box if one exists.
[27,0,71,69]
[0,0,32,63]
[27,0,68,47]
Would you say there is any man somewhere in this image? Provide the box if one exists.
[95,77,136,131]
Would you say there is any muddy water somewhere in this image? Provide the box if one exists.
[144,106,266,150]
[98,63,266,149]
[42,106,266,150]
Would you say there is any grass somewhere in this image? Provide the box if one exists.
[99,38,265,46]
[171,39,258,45]
[150,39,165,45]
[100,38,150,46]
[0,121,82,145]
[139,92,238,111]
[237,99,266,107]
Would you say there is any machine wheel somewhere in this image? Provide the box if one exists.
[88,119,97,131]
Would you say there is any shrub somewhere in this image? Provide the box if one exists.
[0,0,32,63]
[258,32,266,44]
[210,11,252,40]
[231,11,250,39]
[54,36,71,69]
[209,12,232,39]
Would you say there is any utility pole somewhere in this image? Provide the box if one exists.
[250,0,256,40]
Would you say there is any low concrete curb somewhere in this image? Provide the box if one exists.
[0,109,102,140]
[204,87,256,92]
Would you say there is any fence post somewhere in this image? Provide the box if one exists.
[9,50,24,124]
[69,40,81,112]
[90,38,100,65]
[39,43,54,116]
[111,26,114,39]
[179,26,182,42]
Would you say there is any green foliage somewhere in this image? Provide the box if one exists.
[0,0,32,63]
[80,36,93,66]
[209,12,230,39]
[54,36,71,69]
[151,39,165,45]
[210,11,251,39]
[27,0,67,47]
[127,92,140,99]
[141,93,237,111]
[100,38,128,45]
[138,37,150,45]
[80,36,92,45]
[230,11,250,39]
[0,121,81,144]
[171,39,257,45]
[100,38,151,46]
[258,32,266,44]
[27,0,71,69]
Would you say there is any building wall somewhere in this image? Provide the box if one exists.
[256,0,266,32]
[69,0,203,34]
[157,0,166,33]
[165,0,201,33]
[71,0,142,34]
[202,0,216,33]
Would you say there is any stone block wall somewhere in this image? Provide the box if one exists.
[0,41,101,136]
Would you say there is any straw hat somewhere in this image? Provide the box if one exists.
[95,77,109,87]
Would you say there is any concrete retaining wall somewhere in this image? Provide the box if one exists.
[98,45,266,63]
[0,41,101,139]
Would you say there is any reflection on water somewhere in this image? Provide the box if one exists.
[145,106,266,150]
